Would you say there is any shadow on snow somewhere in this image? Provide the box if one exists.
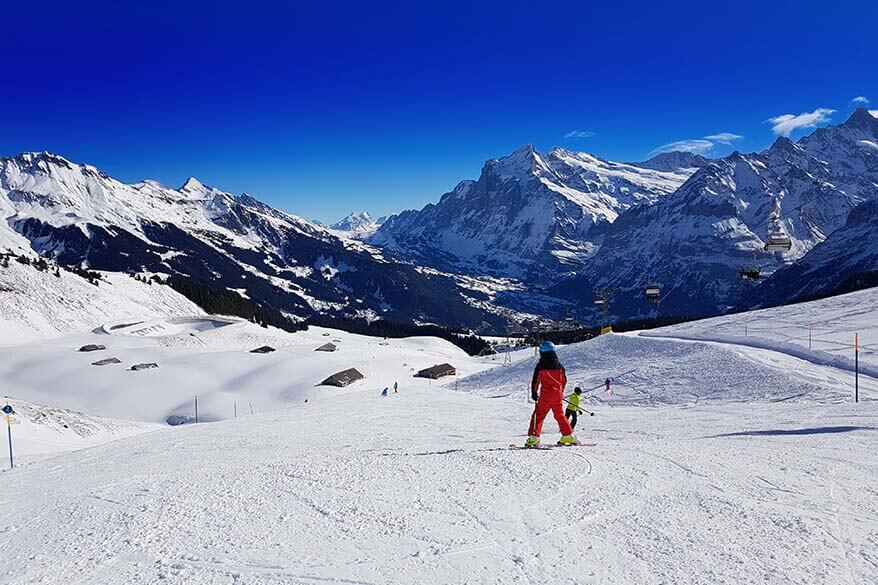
[703,425,876,438]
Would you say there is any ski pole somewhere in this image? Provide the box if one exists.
[563,398,595,416]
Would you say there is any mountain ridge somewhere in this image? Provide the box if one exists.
[0,152,506,331]
[369,144,697,281]
[550,108,878,320]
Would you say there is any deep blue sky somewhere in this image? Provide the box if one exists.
[2,0,875,222]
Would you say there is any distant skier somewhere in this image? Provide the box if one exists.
[564,386,584,430]
[525,341,578,448]
[381,387,388,397]
[393,381,398,394]
[605,377,612,393]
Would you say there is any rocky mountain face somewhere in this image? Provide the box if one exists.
[0,153,504,331]
[369,145,695,281]
[550,109,878,320]
[633,151,711,173]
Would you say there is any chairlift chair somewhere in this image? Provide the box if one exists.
[739,265,761,281]
[764,232,792,252]
[645,284,662,301]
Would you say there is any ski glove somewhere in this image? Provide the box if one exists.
[531,390,539,402]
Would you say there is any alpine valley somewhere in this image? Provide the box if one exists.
[2,109,877,335]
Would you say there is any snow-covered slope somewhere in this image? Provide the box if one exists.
[644,284,878,376]
[0,153,502,331]
[0,316,508,425]
[0,254,199,345]
[551,109,878,319]
[1,307,876,584]
[370,145,695,280]
[0,397,160,463]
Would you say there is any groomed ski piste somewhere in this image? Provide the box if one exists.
[1,289,878,584]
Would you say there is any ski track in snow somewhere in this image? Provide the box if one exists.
[1,357,877,583]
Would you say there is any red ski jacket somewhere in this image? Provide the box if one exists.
[531,365,567,401]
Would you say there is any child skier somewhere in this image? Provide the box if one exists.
[525,341,579,447]
[564,386,583,430]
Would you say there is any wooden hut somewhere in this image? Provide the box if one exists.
[130,362,159,371]
[79,344,106,352]
[320,368,364,387]
[416,363,456,380]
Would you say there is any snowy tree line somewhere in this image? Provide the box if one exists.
[164,276,492,356]
[0,249,102,285]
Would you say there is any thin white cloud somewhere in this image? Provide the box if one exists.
[851,96,870,105]
[767,108,836,137]
[703,132,743,144]
[564,130,595,139]
[649,139,715,156]
[649,131,743,156]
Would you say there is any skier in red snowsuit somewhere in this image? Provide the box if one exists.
[525,341,579,447]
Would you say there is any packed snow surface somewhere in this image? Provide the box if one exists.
[1,366,876,584]
[643,286,878,375]
[1,289,878,584]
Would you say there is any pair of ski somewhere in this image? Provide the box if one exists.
[508,442,596,450]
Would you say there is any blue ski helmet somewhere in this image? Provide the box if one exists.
[539,340,556,353]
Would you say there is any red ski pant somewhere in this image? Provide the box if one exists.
[527,396,573,437]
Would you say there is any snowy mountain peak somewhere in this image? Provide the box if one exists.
[512,143,536,156]
[3,152,79,177]
[547,146,573,157]
[487,144,548,180]
[844,107,878,131]
[330,211,381,239]
[12,151,74,166]
[179,177,207,193]
[336,210,372,225]
[635,151,711,172]
[768,136,798,153]
[370,144,696,279]
[139,179,165,189]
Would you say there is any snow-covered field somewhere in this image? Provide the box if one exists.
[1,289,878,584]
[0,317,510,426]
